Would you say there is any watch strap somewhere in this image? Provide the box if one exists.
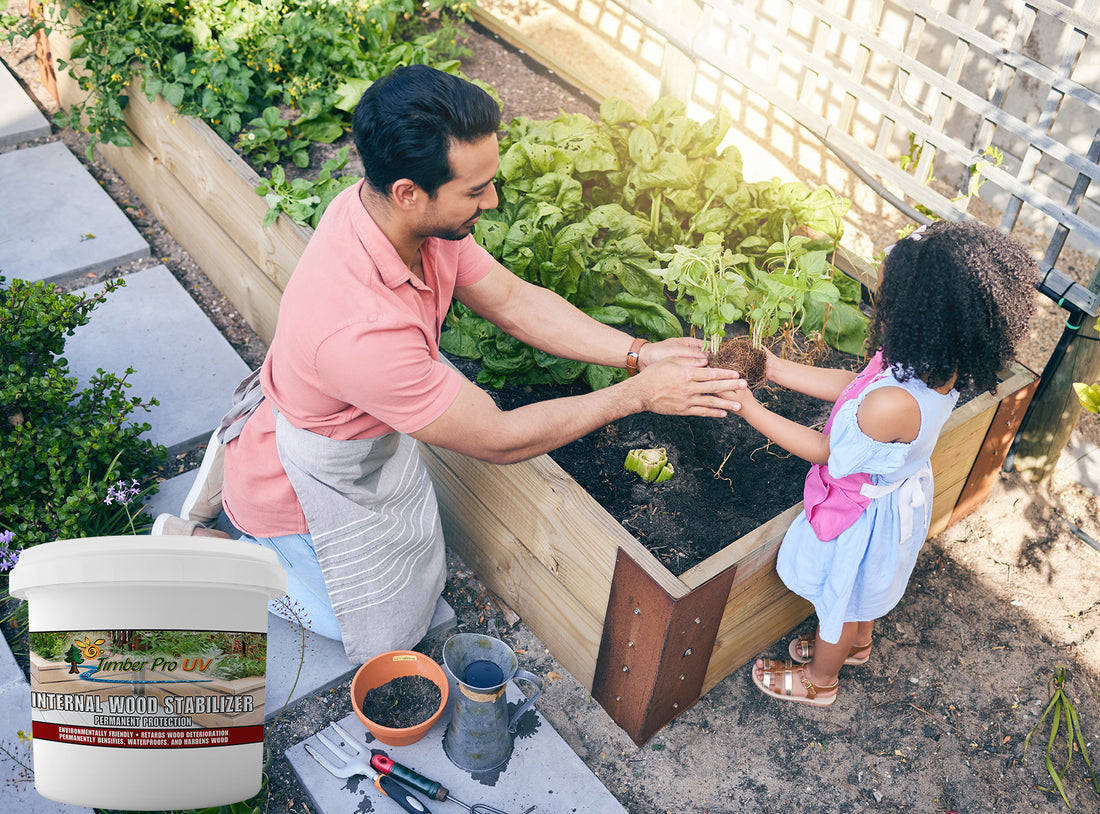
[626,337,647,376]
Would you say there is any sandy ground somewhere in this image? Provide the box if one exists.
[4,5,1100,813]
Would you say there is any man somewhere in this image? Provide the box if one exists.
[157,65,742,662]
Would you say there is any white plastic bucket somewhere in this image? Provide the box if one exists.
[9,535,287,810]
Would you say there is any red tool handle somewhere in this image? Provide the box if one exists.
[371,753,448,801]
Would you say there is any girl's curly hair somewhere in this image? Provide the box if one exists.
[868,220,1038,394]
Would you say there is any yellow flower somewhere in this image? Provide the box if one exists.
[74,636,106,661]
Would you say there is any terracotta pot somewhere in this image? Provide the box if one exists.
[350,650,449,747]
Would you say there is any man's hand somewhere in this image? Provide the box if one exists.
[637,336,709,370]
[633,356,744,417]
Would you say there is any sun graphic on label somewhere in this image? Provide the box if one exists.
[73,636,107,661]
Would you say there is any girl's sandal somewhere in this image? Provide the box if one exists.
[752,658,838,707]
[788,634,872,666]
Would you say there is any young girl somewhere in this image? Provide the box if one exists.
[730,220,1038,706]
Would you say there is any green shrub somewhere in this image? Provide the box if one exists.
[9,0,472,160]
[0,275,166,550]
[28,631,69,661]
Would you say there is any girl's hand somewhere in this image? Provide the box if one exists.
[761,346,780,383]
[722,380,761,415]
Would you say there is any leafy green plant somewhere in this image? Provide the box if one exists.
[1023,666,1099,808]
[8,0,471,160]
[255,146,358,228]
[1074,316,1100,415]
[237,105,310,168]
[440,96,863,388]
[0,275,166,549]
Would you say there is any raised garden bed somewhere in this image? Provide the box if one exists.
[47,17,1038,744]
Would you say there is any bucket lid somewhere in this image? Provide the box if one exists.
[8,536,287,600]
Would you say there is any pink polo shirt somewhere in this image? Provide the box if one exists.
[222,181,496,536]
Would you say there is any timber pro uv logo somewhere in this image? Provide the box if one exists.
[63,634,217,686]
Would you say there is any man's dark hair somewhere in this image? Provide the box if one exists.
[353,65,501,197]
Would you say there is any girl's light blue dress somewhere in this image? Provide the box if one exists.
[776,365,958,644]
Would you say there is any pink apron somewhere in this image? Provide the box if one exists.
[803,351,888,541]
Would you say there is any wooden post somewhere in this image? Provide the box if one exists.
[29,0,60,106]
[657,0,702,100]
[1013,259,1100,483]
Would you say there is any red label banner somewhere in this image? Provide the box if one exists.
[33,722,264,749]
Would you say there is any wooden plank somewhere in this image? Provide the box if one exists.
[949,374,1040,525]
[703,547,813,694]
[422,442,686,612]
[118,83,310,293]
[418,443,606,687]
[95,133,283,343]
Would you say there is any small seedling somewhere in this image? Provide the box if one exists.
[1023,666,1099,808]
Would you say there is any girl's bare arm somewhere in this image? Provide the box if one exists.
[725,386,831,465]
[766,349,858,402]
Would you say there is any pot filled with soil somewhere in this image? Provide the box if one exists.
[351,651,449,747]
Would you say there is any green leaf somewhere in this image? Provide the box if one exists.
[615,293,683,341]
[627,126,660,172]
[163,83,185,108]
[801,299,869,355]
[334,78,372,112]
[599,97,641,126]
[583,306,630,326]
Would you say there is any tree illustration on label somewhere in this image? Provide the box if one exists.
[63,642,84,674]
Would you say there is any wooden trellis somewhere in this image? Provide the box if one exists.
[575,0,1100,479]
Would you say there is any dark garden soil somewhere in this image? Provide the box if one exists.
[448,332,862,575]
[361,675,443,729]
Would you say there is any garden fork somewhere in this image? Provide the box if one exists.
[305,722,513,814]
[305,722,430,813]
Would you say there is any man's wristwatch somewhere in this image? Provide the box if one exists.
[626,337,648,376]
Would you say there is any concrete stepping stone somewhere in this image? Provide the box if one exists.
[65,265,252,455]
[0,621,94,812]
[0,140,148,283]
[287,702,628,814]
[0,63,51,146]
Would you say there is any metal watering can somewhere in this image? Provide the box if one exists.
[441,633,542,772]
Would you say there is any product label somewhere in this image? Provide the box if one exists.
[29,629,266,749]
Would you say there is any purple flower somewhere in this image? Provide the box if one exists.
[104,478,141,506]
[0,531,17,572]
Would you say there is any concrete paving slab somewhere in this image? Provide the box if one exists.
[142,468,242,536]
[287,699,627,814]
[0,140,148,283]
[65,265,252,455]
[0,620,94,813]
[1059,447,1100,497]
[0,63,51,147]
